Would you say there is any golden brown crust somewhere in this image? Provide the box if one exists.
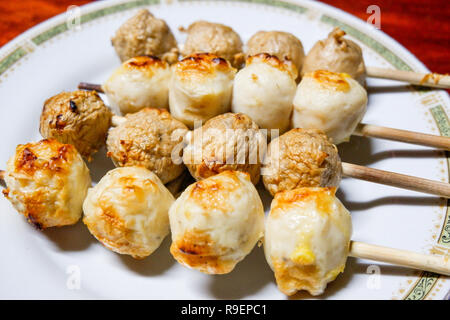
[309,70,351,92]
[262,129,342,196]
[183,113,265,184]
[246,53,298,79]
[111,9,179,63]
[40,90,112,160]
[181,21,244,68]
[4,139,90,229]
[123,55,168,73]
[174,53,234,80]
[106,108,188,184]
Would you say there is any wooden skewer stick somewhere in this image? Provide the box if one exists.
[349,241,450,276]
[354,123,450,150]
[366,67,450,89]
[78,82,104,93]
[342,162,450,198]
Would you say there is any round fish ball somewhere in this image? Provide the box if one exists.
[181,21,244,68]
[302,27,366,85]
[183,113,266,185]
[169,53,236,129]
[2,139,91,229]
[262,128,341,196]
[83,167,174,259]
[292,70,368,144]
[232,53,297,135]
[265,187,352,296]
[111,9,179,64]
[246,31,305,79]
[169,170,265,274]
[106,108,189,184]
[39,90,112,160]
[103,56,171,115]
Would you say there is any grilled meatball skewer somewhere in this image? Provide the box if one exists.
[262,128,450,198]
[266,187,450,296]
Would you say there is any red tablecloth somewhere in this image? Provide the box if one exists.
[0,0,448,73]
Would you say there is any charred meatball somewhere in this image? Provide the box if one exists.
[232,53,297,135]
[2,139,91,229]
[181,21,244,68]
[292,70,368,144]
[265,187,352,296]
[40,90,112,160]
[106,108,189,184]
[103,56,171,115]
[262,128,341,196]
[169,171,265,274]
[83,166,174,259]
[301,27,366,84]
[246,31,305,79]
[169,53,236,128]
[183,113,265,185]
[111,9,179,63]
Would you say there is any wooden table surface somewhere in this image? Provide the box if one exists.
[0,0,448,73]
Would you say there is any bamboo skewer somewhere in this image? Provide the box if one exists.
[342,162,450,198]
[79,81,450,150]
[354,123,450,150]
[366,67,450,89]
[349,241,450,276]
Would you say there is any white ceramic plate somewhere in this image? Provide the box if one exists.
[0,0,449,300]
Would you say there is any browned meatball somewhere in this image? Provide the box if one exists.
[183,113,265,184]
[246,31,305,79]
[181,21,244,68]
[106,108,189,184]
[111,9,179,63]
[40,90,112,160]
[262,128,342,196]
[301,27,366,84]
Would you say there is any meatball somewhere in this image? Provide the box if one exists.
[40,90,112,160]
[231,53,297,135]
[265,187,352,296]
[169,53,236,128]
[106,108,189,184]
[292,70,368,144]
[183,113,266,185]
[181,21,244,68]
[246,31,305,80]
[2,139,91,229]
[83,166,174,259]
[262,128,341,196]
[103,56,171,115]
[302,27,366,85]
[111,9,179,63]
[169,170,265,274]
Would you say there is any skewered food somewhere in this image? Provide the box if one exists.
[2,139,91,229]
[181,20,244,68]
[183,113,265,185]
[111,9,179,63]
[246,31,305,80]
[231,53,297,135]
[292,70,368,144]
[265,187,352,296]
[83,166,174,259]
[103,56,171,115]
[39,90,112,160]
[262,128,341,196]
[169,170,265,274]
[106,108,189,184]
[169,53,236,128]
[301,27,366,85]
